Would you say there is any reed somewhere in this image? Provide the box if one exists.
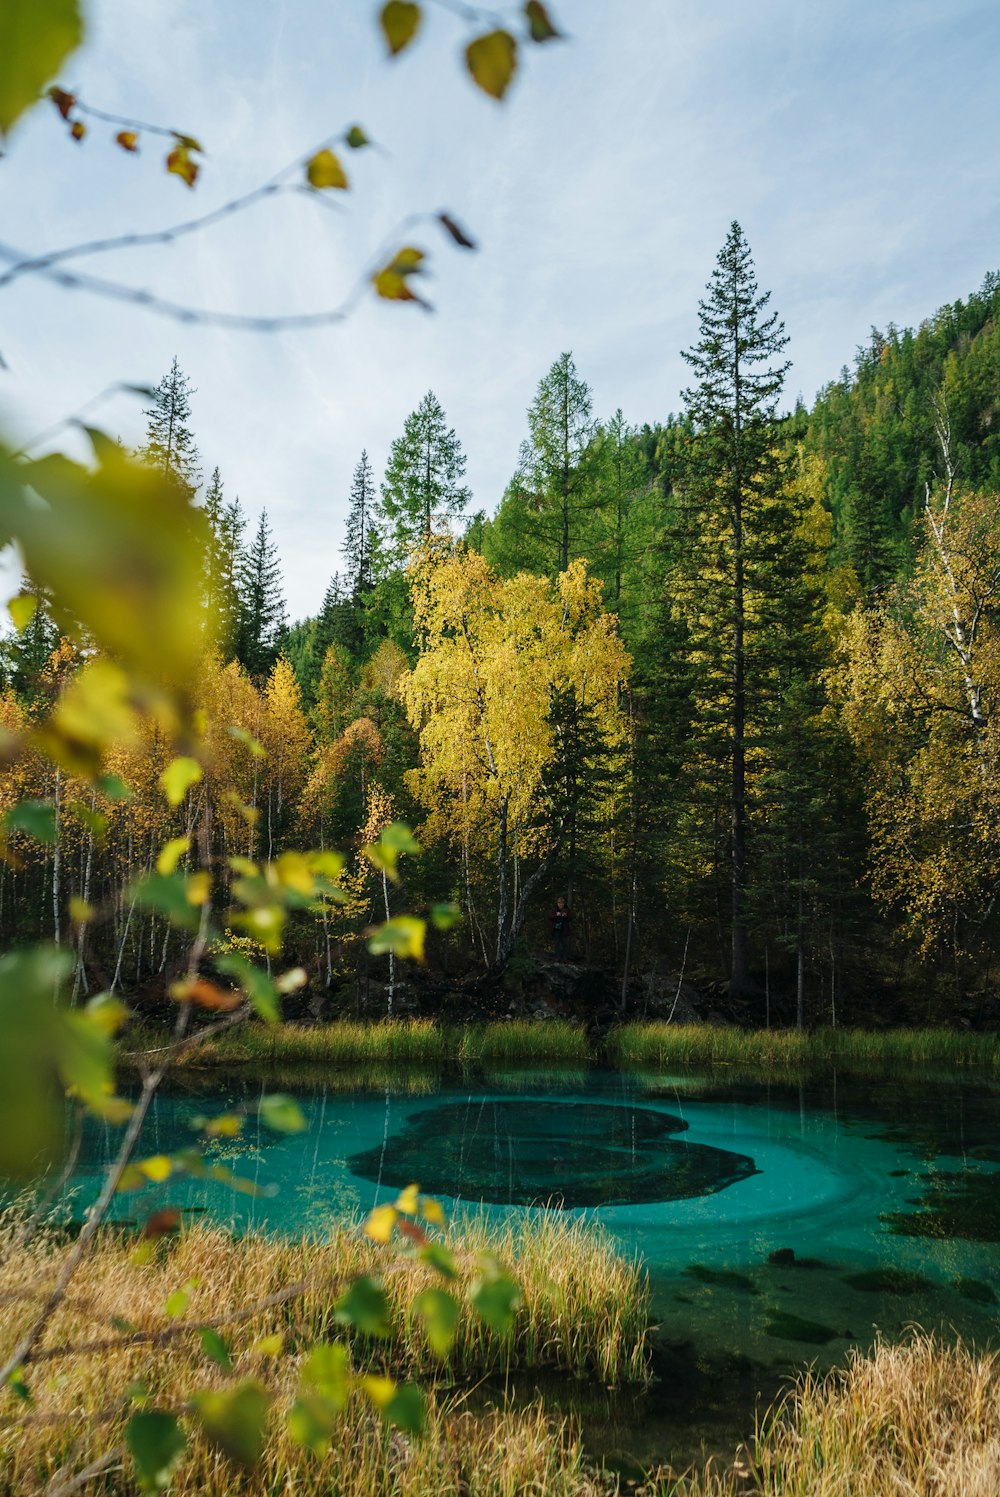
[607,1023,1000,1077]
[457,1021,592,1067]
[666,1333,1000,1496]
[0,1213,647,1493]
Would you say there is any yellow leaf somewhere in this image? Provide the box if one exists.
[83,992,129,1037]
[156,836,190,875]
[159,756,202,807]
[394,1183,420,1216]
[7,593,37,632]
[361,1374,396,1409]
[0,0,83,137]
[524,1,561,42]
[275,851,314,896]
[166,143,198,187]
[185,871,211,907]
[139,1155,173,1183]
[380,0,421,55]
[363,1204,397,1244]
[252,1333,283,1357]
[465,29,517,100]
[69,896,94,924]
[419,1196,445,1226]
[306,148,348,190]
[115,129,138,151]
[372,246,428,305]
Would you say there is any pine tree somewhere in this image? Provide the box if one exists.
[343,450,377,599]
[235,510,287,679]
[516,352,596,576]
[202,468,244,656]
[675,221,793,1001]
[378,392,470,564]
[138,356,201,497]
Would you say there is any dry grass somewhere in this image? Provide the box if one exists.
[0,1214,647,1494]
[666,1334,1000,1497]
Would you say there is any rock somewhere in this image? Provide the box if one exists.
[768,1248,797,1267]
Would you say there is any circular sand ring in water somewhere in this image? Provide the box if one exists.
[348,1099,759,1209]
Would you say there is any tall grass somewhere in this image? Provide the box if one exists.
[0,1214,645,1492]
[457,1021,591,1067]
[607,1023,1000,1077]
[137,1018,594,1070]
[667,1333,1000,1496]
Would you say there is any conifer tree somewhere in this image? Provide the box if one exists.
[235,509,287,679]
[138,355,201,497]
[516,352,596,576]
[343,450,377,599]
[202,467,244,656]
[675,221,793,1001]
[378,392,470,563]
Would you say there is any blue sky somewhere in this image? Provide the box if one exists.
[2,0,999,615]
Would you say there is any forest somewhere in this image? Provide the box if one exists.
[3,242,998,1029]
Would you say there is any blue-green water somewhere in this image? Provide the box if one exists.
[29,1064,1000,1468]
[58,1065,1000,1379]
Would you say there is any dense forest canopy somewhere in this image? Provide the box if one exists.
[2,242,999,1024]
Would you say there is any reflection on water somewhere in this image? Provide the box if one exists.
[19,1064,1000,1468]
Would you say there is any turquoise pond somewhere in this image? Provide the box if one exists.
[40,1064,1000,1465]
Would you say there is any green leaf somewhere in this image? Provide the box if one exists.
[306,148,348,189]
[227,725,266,758]
[287,1393,338,1455]
[524,1,561,42]
[159,756,202,807]
[214,952,280,1023]
[156,835,190,875]
[419,1240,459,1280]
[470,1259,522,1334]
[430,901,463,931]
[302,1341,352,1406]
[0,947,74,1178]
[380,0,421,55]
[132,872,200,932]
[4,798,56,845]
[335,1277,391,1337]
[7,593,37,632]
[0,0,83,137]
[97,773,131,801]
[200,1326,233,1372]
[384,1382,425,1433]
[126,1410,186,1493]
[412,1288,458,1357]
[163,1279,198,1318]
[345,124,370,149]
[259,1093,307,1134]
[465,30,518,100]
[6,1371,32,1404]
[194,1380,270,1468]
[368,916,426,961]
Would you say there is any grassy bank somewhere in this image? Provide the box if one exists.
[606,1023,1000,1076]
[147,1017,1000,1077]
[145,1017,592,1070]
[0,1215,647,1493]
[668,1333,1000,1496]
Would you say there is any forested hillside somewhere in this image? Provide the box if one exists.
[3,243,998,1026]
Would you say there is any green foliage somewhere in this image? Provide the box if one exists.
[0,0,83,137]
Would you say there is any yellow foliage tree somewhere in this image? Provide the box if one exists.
[405,546,629,965]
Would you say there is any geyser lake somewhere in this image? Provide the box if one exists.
[54,1064,1000,1468]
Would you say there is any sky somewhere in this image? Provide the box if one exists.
[2,0,999,617]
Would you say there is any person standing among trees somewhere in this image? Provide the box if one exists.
[549,895,572,960]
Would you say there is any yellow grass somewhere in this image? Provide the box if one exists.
[0,1215,647,1494]
[667,1334,1000,1497]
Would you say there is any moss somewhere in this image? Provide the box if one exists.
[682,1263,759,1294]
[842,1268,933,1294]
[764,1310,842,1345]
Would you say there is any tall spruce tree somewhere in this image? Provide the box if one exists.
[378,392,470,563]
[343,450,377,599]
[202,467,245,656]
[676,221,793,1001]
[506,352,596,577]
[138,356,201,497]
[236,509,287,678]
